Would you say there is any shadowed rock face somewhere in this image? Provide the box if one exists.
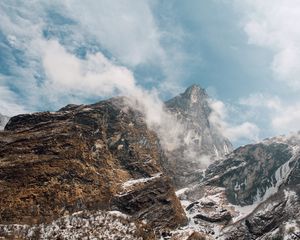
[164,85,232,188]
[204,142,293,205]
[0,97,187,231]
[179,133,300,239]
[220,186,300,239]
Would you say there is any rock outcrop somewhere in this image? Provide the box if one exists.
[1,85,299,239]
[164,85,232,187]
[0,97,187,238]
[221,187,300,239]
[177,133,300,239]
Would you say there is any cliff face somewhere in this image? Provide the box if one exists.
[177,133,300,239]
[164,85,232,187]
[0,97,187,238]
[1,85,298,239]
[204,141,294,205]
[218,134,300,239]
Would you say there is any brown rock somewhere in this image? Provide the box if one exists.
[0,97,186,231]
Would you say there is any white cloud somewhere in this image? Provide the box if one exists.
[39,39,185,152]
[0,1,185,114]
[239,93,281,110]
[63,0,165,67]
[209,99,260,143]
[61,0,186,87]
[234,1,300,137]
[0,1,191,156]
[41,40,136,99]
[238,0,300,89]
[0,82,26,116]
[272,104,300,133]
[239,92,300,135]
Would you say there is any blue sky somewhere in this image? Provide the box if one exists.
[0,0,300,146]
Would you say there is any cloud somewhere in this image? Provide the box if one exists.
[41,40,136,99]
[0,1,189,156]
[0,1,185,115]
[209,99,260,143]
[239,92,300,135]
[0,81,26,116]
[0,1,271,151]
[63,0,165,67]
[272,104,300,133]
[239,93,281,110]
[39,39,184,152]
[61,0,187,87]
[238,0,300,89]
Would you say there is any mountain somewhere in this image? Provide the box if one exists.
[0,98,187,239]
[0,113,9,130]
[177,133,300,239]
[0,85,299,239]
[164,85,233,187]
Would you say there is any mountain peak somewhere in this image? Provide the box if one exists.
[164,85,233,187]
[182,84,207,104]
[184,84,205,92]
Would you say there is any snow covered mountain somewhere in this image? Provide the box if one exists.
[0,88,299,239]
[164,85,233,187]
[176,132,300,239]
[0,114,9,130]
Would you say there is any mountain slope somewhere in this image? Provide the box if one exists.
[177,133,300,239]
[0,97,187,239]
[164,85,233,187]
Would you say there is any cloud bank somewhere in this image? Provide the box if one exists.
[0,1,264,149]
[239,0,300,90]
[0,0,185,114]
[209,99,259,143]
[240,93,300,135]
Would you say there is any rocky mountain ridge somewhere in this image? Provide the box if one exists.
[164,85,233,188]
[177,133,300,239]
[0,97,187,239]
[0,85,299,239]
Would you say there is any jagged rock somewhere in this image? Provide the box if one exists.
[221,187,300,239]
[112,174,186,230]
[164,85,232,188]
[178,133,300,239]
[203,135,299,206]
[193,211,232,223]
[0,97,187,237]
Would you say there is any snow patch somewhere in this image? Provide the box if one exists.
[0,210,143,240]
[258,145,299,203]
[121,173,162,189]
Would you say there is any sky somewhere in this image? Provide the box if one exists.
[0,0,300,146]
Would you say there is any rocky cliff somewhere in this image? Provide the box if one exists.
[177,133,300,239]
[164,85,233,187]
[0,97,187,239]
[0,85,299,239]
